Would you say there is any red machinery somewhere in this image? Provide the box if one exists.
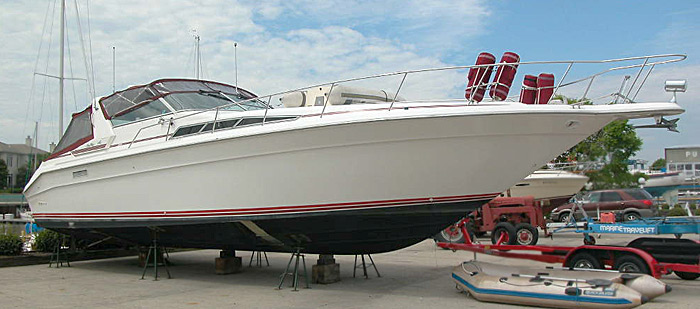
[436,196,548,246]
[465,52,496,102]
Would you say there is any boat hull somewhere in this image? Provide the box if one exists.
[42,199,489,254]
[26,109,633,254]
[505,170,589,212]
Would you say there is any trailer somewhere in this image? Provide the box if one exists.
[436,220,700,280]
[548,200,700,245]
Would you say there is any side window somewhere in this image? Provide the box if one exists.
[600,192,622,202]
[49,108,93,159]
[588,192,601,203]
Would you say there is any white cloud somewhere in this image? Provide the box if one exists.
[1,0,490,149]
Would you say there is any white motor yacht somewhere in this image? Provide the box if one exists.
[503,170,589,212]
[24,54,687,254]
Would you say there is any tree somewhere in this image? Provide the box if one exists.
[553,96,643,190]
[650,158,666,171]
[0,159,7,190]
[15,165,30,188]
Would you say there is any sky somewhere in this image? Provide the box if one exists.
[0,0,698,163]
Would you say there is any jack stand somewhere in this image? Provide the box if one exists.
[140,230,171,281]
[248,251,269,267]
[353,254,380,279]
[49,235,70,268]
[278,248,310,291]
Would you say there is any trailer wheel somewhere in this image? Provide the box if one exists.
[614,254,651,275]
[491,222,516,245]
[675,271,700,280]
[434,225,465,246]
[514,223,538,246]
[569,252,601,269]
[623,212,641,222]
[559,212,572,223]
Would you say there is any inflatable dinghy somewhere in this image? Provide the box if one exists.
[465,260,670,300]
[453,261,648,308]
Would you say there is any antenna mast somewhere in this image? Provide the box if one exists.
[112,46,116,92]
[234,42,238,93]
[193,31,201,79]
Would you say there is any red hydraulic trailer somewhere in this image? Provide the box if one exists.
[437,232,700,280]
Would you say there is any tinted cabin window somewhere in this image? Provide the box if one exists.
[172,124,205,137]
[600,192,622,202]
[215,119,240,130]
[237,118,264,127]
[171,116,298,138]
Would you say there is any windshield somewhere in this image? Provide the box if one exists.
[99,79,259,121]
[111,99,171,126]
[163,92,268,112]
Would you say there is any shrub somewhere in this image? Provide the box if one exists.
[0,233,24,255]
[34,229,62,252]
[667,206,688,217]
[660,203,670,210]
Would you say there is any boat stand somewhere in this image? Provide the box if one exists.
[249,251,269,267]
[353,254,380,278]
[277,248,310,291]
[140,230,171,281]
[49,235,70,268]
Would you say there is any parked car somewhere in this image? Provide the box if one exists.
[550,188,656,222]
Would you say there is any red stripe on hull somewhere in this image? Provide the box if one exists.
[33,193,500,219]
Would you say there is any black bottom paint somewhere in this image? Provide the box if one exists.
[39,200,487,254]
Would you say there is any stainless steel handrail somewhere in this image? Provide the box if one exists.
[124,54,686,149]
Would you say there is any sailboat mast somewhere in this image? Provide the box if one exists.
[33,122,39,171]
[58,0,65,139]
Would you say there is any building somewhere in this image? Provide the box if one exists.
[0,137,50,188]
[665,145,700,194]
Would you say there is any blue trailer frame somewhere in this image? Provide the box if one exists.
[584,217,700,235]
[550,202,699,244]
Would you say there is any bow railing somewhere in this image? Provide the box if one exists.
[126,54,686,149]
